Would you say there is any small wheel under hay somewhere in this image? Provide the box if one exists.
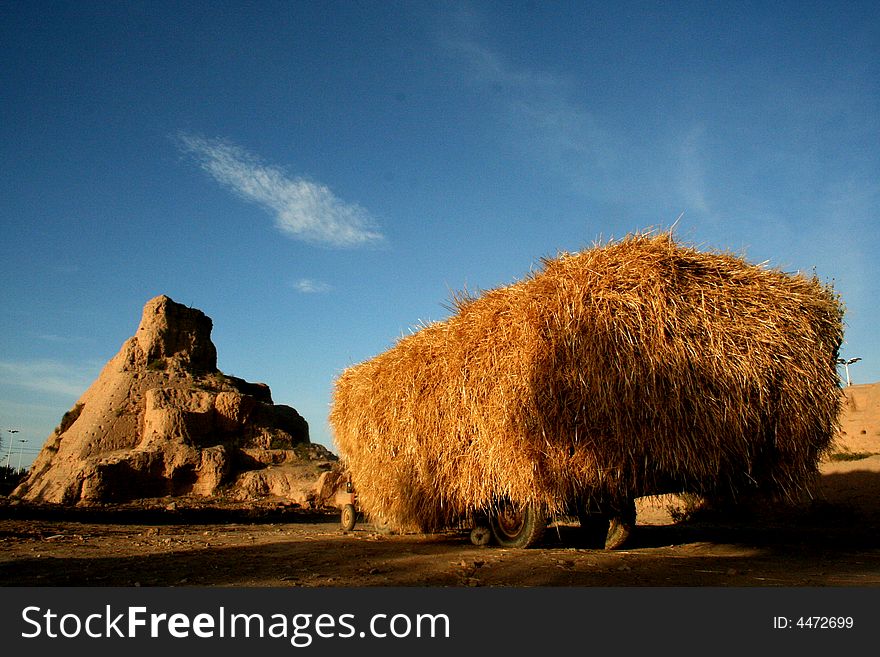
[470,525,492,546]
[604,516,632,550]
[489,501,547,548]
[576,498,636,550]
[368,515,395,535]
[604,498,637,550]
[340,503,357,531]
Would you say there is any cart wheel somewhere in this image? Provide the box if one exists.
[470,525,491,546]
[576,498,636,550]
[340,504,357,531]
[604,516,632,550]
[604,499,636,550]
[489,501,547,548]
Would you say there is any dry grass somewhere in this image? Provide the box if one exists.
[330,231,844,531]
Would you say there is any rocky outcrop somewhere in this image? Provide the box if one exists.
[14,295,337,507]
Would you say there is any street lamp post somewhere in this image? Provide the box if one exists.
[837,357,862,387]
[16,439,28,473]
[4,429,18,470]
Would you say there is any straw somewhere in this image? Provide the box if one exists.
[330,231,844,531]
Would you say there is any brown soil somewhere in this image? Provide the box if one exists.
[2,455,879,587]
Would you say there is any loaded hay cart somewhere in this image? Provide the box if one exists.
[330,232,844,548]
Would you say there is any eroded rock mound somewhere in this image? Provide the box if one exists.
[14,295,337,507]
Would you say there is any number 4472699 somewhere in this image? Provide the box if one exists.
[796,617,853,629]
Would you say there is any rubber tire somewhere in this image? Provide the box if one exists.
[489,502,547,548]
[470,525,492,547]
[604,499,637,550]
[604,517,632,550]
[340,504,357,531]
[577,498,636,550]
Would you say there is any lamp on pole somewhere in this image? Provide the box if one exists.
[4,429,18,470]
[16,439,28,473]
[837,357,862,387]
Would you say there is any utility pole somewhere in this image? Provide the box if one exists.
[837,357,862,387]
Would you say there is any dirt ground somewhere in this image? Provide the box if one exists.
[2,455,879,587]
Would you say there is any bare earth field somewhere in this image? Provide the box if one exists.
[1,455,879,587]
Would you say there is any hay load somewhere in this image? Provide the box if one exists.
[330,232,844,544]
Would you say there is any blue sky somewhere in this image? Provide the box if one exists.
[1,1,878,467]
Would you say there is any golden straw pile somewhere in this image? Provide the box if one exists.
[330,231,844,531]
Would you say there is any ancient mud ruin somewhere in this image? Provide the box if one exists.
[15,295,337,506]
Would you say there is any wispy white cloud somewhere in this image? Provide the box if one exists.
[0,359,95,398]
[676,124,710,215]
[447,32,609,159]
[442,16,616,186]
[292,278,333,294]
[178,134,385,248]
[441,10,710,218]
[36,333,90,344]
